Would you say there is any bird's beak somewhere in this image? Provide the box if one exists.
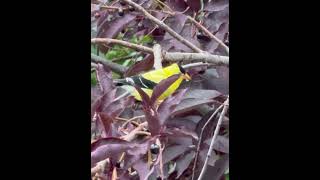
[182,73,192,81]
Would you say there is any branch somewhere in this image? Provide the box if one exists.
[120,122,148,141]
[153,44,163,69]
[197,97,229,180]
[187,16,229,54]
[165,52,229,66]
[92,38,229,66]
[182,62,210,69]
[91,54,128,74]
[191,103,224,180]
[92,38,153,53]
[122,0,203,53]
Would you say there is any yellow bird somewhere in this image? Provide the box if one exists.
[114,63,191,101]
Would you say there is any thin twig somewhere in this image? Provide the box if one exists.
[191,103,224,180]
[153,44,163,69]
[122,0,203,53]
[121,115,145,128]
[187,16,229,54]
[120,122,148,141]
[113,90,131,102]
[92,38,154,53]
[111,52,141,62]
[197,97,229,180]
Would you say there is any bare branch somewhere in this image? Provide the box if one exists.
[165,52,229,66]
[197,97,229,180]
[191,103,224,180]
[120,122,148,141]
[153,44,163,69]
[91,54,128,74]
[92,38,229,66]
[122,0,203,53]
[188,16,229,54]
[92,38,153,53]
[182,62,210,69]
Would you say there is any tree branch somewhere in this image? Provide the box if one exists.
[187,16,229,54]
[153,44,163,69]
[191,103,224,180]
[122,0,203,53]
[92,38,229,66]
[92,38,153,53]
[197,97,229,180]
[91,54,128,74]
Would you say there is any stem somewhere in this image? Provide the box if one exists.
[197,98,229,180]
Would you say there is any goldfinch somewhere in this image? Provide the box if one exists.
[114,63,191,101]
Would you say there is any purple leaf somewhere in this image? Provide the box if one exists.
[168,136,193,146]
[97,13,136,52]
[184,89,222,99]
[124,55,154,77]
[175,151,195,178]
[163,145,189,164]
[132,159,149,180]
[202,66,229,94]
[172,98,214,115]
[204,0,229,12]
[185,0,201,12]
[91,137,129,152]
[96,64,114,94]
[165,127,198,140]
[165,116,198,131]
[134,86,161,135]
[97,112,114,136]
[150,74,181,105]
[165,14,188,34]
[166,0,189,12]
[157,88,188,125]
[102,96,135,118]
[204,135,229,153]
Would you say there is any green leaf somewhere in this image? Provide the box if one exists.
[140,35,153,44]
[91,72,97,86]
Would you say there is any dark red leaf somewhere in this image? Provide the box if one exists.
[205,135,229,153]
[165,14,188,34]
[132,159,149,180]
[98,112,114,136]
[166,0,189,12]
[204,0,229,12]
[157,88,188,125]
[165,116,198,130]
[91,137,129,152]
[185,0,201,12]
[102,96,135,118]
[165,127,198,140]
[172,98,214,115]
[175,151,195,178]
[96,64,114,94]
[184,89,222,99]
[124,54,154,77]
[97,13,136,52]
[150,74,180,105]
[163,145,189,164]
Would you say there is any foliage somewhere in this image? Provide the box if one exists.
[91,0,229,179]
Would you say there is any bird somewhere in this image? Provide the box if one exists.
[114,63,191,101]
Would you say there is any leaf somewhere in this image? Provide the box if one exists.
[185,0,201,12]
[124,54,154,77]
[166,0,189,12]
[97,13,136,53]
[165,14,188,34]
[165,127,198,140]
[103,96,135,118]
[205,135,229,153]
[96,64,114,94]
[98,112,114,136]
[134,86,161,135]
[150,74,181,105]
[132,159,149,180]
[165,116,198,131]
[202,66,229,94]
[172,98,214,115]
[157,88,188,125]
[184,89,222,99]
[91,137,129,152]
[175,151,195,179]
[163,145,189,164]
[204,0,229,12]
